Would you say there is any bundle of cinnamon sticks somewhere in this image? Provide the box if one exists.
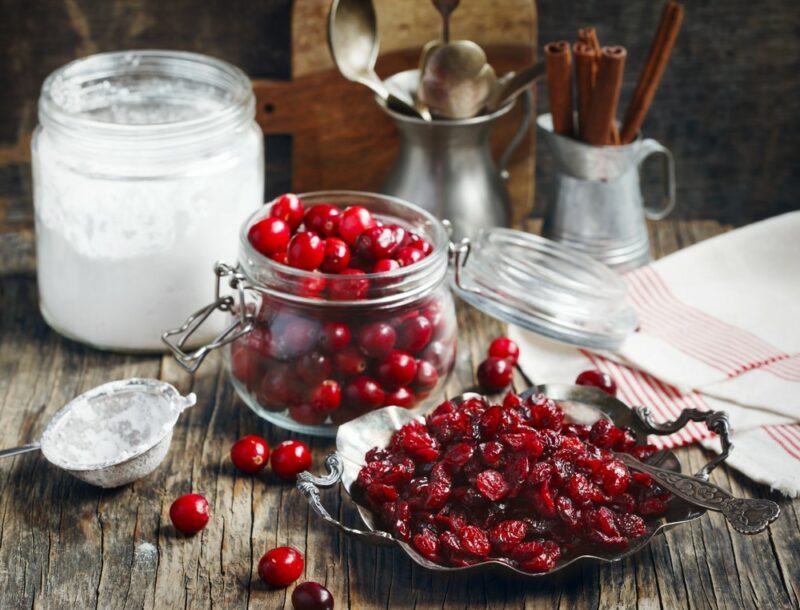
[545,1,684,146]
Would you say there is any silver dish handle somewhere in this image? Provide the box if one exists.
[633,406,732,480]
[296,453,396,546]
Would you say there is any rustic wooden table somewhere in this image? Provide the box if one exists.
[0,219,797,609]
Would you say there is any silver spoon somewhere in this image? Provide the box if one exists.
[417,40,497,119]
[328,0,431,120]
[431,0,460,43]
[616,452,780,534]
[484,61,546,113]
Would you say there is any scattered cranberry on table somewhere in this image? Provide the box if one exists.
[353,392,668,573]
[230,435,270,474]
[477,356,514,392]
[271,440,313,480]
[575,369,618,396]
[258,546,305,587]
[291,581,334,610]
[488,336,520,365]
[169,493,210,535]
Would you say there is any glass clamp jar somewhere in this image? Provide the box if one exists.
[32,50,264,351]
[164,191,638,437]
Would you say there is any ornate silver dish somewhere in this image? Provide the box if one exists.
[297,384,779,577]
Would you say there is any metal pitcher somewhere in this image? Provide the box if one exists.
[377,70,532,241]
[537,113,676,271]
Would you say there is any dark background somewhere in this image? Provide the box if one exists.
[1,0,798,229]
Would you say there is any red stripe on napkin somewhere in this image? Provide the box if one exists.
[625,267,800,381]
[763,425,800,461]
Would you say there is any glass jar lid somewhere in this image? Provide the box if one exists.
[449,228,637,350]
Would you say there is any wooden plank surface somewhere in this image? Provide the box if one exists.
[0,219,797,609]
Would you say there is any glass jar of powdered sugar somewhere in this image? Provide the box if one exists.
[32,50,264,351]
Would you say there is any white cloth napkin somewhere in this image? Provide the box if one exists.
[509,212,800,496]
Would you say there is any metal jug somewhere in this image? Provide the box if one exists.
[377,70,532,241]
[537,113,676,271]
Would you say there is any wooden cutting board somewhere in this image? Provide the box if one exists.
[253,0,538,225]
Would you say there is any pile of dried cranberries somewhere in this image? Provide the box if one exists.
[353,392,670,573]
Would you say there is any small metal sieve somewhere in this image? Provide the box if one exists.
[0,378,196,488]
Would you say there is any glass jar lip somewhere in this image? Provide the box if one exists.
[38,50,254,142]
[239,190,451,283]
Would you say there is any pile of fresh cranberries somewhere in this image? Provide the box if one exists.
[230,194,456,427]
[353,391,669,573]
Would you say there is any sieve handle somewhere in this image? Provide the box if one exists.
[0,443,40,459]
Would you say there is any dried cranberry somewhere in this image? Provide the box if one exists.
[598,459,630,496]
[412,529,440,561]
[458,525,490,557]
[475,469,509,501]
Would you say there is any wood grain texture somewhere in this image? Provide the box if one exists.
[0,220,797,609]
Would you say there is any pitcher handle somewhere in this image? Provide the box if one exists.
[637,138,676,220]
[497,88,533,180]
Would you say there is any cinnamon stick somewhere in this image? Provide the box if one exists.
[573,42,597,139]
[621,2,684,143]
[582,46,627,146]
[544,41,574,136]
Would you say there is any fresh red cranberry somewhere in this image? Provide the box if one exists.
[377,350,418,388]
[488,337,520,365]
[258,546,304,587]
[338,205,376,245]
[270,193,304,230]
[291,581,334,610]
[320,237,351,273]
[169,493,210,534]
[405,232,434,255]
[328,269,369,300]
[271,440,312,480]
[397,315,433,353]
[257,367,293,407]
[289,403,328,425]
[373,258,400,273]
[303,203,341,237]
[395,246,424,267]
[319,322,351,352]
[310,380,342,413]
[248,217,291,256]
[270,250,289,265]
[287,232,325,271]
[357,322,396,358]
[575,370,618,396]
[386,223,407,250]
[355,225,397,260]
[477,357,513,392]
[271,314,320,359]
[333,345,367,377]
[296,274,327,298]
[346,376,385,409]
[297,351,332,384]
[230,435,270,474]
[384,386,415,408]
[422,340,453,371]
[230,344,263,390]
[413,359,439,391]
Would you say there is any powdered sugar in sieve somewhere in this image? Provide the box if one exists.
[0,378,195,488]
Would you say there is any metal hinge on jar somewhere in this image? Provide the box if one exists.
[161,262,255,372]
